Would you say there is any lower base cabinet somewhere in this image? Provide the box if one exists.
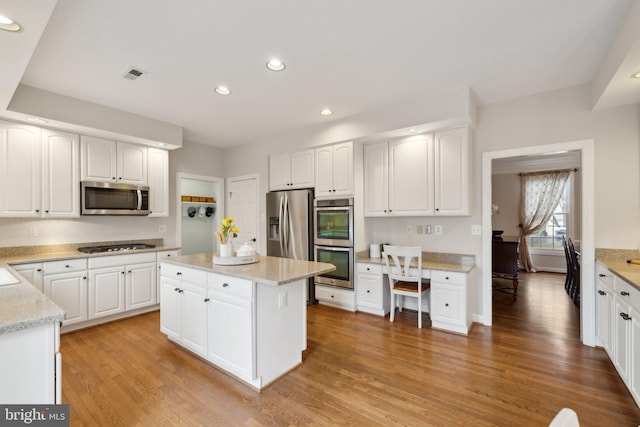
[596,261,640,407]
[160,263,306,390]
[0,322,61,404]
[316,284,356,311]
[44,265,88,327]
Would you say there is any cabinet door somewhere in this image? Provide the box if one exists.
[314,146,334,197]
[147,148,169,217]
[207,291,253,379]
[434,127,469,216]
[42,129,80,218]
[363,142,389,216]
[357,273,382,307]
[269,153,292,190]
[614,296,631,385]
[0,122,42,217]
[331,142,353,196]
[44,272,88,326]
[596,281,614,356]
[12,263,44,292]
[180,281,207,356]
[117,142,147,184]
[629,305,640,405]
[126,262,156,310]
[160,277,181,340]
[81,135,117,182]
[291,149,314,188]
[430,282,464,326]
[388,135,433,216]
[89,266,125,319]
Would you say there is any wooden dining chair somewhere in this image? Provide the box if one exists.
[382,246,430,328]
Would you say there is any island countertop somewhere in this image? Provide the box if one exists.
[161,253,336,286]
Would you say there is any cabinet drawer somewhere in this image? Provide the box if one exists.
[208,273,253,300]
[614,276,640,309]
[431,282,465,325]
[596,263,615,288]
[157,250,180,261]
[43,258,87,275]
[431,270,466,286]
[357,263,382,275]
[357,276,382,306]
[160,263,207,284]
[315,285,354,306]
[88,252,156,269]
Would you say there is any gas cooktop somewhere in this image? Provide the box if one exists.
[77,243,156,254]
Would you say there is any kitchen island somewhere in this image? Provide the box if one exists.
[159,253,335,391]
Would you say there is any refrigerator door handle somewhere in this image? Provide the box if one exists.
[283,193,290,257]
[278,195,285,256]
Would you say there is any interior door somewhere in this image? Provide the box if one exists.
[227,175,259,250]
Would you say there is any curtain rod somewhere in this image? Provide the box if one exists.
[517,168,578,176]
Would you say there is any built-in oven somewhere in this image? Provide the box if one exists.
[314,245,354,289]
[314,198,353,247]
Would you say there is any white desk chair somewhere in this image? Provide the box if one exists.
[382,246,430,328]
[548,408,579,427]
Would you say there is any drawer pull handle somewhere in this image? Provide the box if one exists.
[445,303,449,307]
[331,295,335,298]
[366,290,370,293]
[204,298,210,302]
[65,265,70,268]
[598,290,606,296]
[445,277,450,280]
[174,287,180,292]
[176,272,182,276]
[621,291,630,296]
[620,312,632,321]
[178,289,184,293]
[121,271,125,275]
[599,273,606,277]
[223,283,229,287]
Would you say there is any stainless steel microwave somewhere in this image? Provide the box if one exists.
[81,181,150,215]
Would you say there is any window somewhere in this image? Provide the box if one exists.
[527,178,570,251]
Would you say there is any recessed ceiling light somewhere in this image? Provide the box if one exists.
[320,108,333,116]
[266,59,285,71]
[0,14,21,32]
[632,71,640,79]
[215,86,231,95]
[25,117,48,124]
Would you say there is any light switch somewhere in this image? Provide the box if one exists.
[425,225,432,234]
[278,291,287,309]
[416,225,423,234]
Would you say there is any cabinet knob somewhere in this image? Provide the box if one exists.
[174,287,180,292]
[621,291,630,296]
[445,303,449,307]
[204,298,210,302]
[82,276,87,280]
[445,277,450,280]
[599,273,606,277]
[37,268,42,272]
[330,295,335,298]
[35,209,40,213]
[176,272,182,276]
[65,265,70,268]
[366,290,370,293]
[112,177,116,180]
[222,283,229,288]
[598,290,606,296]
[179,289,184,293]
[436,208,440,212]
[45,210,49,213]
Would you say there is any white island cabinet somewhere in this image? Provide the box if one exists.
[159,253,335,391]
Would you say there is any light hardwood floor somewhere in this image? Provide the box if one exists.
[61,272,640,426]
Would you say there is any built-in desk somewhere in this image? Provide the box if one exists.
[356,251,475,334]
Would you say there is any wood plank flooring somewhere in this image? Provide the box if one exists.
[61,272,640,426]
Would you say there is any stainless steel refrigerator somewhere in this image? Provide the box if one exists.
[266,188,316,302]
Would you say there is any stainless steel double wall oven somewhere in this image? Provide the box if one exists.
[314,198,354,289]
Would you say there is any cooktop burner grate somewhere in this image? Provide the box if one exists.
[77,243,156,254]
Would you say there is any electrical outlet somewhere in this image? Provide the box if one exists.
[434,225,443,235]
[406,225,412,234]
[471,225,481,235]
[158,225,167,233]
[416,225,423,234]
[28,227,38,237]
[278,291,288,309]
[425,225,432,234]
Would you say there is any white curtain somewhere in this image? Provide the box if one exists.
[519,170,571,272]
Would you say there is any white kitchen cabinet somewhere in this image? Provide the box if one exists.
[434,127,470,216]
[630,305,640,404]
[88,252,157,319]
[12,262,44,292]
[42,129,80,217]
[269,149,314,190]
[81,136,147,184]
[613,276,634,386]
[315,284,356,311]
[207,273,254,380]
[88,266,125,319]
[356,263,389,316]
[429,271,469,334]
[364,127,470,217]
[157,249,180,301]
[43,259,88,327]
[315,141,353,198]
[0,121,42,217]
[160,262,208,356]
[0,322,61,404]
[596,263,614,356]
[147,147,169,217]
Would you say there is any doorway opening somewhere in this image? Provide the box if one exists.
[176,173,224,256]
[482,140,595,346]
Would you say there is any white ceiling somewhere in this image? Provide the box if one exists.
[1,0,639,148]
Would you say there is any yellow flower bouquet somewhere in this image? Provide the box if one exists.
[216,216,239,244]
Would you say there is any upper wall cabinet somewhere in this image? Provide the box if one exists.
[269,149,314,191]
[81,136,147,185]
[147,148,169,217]
[315,141,353,198]
[0,121,80,218]
[364,126,470,217]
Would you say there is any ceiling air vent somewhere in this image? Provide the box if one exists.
[123,67,146,81]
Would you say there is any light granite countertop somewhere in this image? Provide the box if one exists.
[161,253,336,286]
[596,248,640,291]
[0,240,180,335]
[357,250,475,273]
